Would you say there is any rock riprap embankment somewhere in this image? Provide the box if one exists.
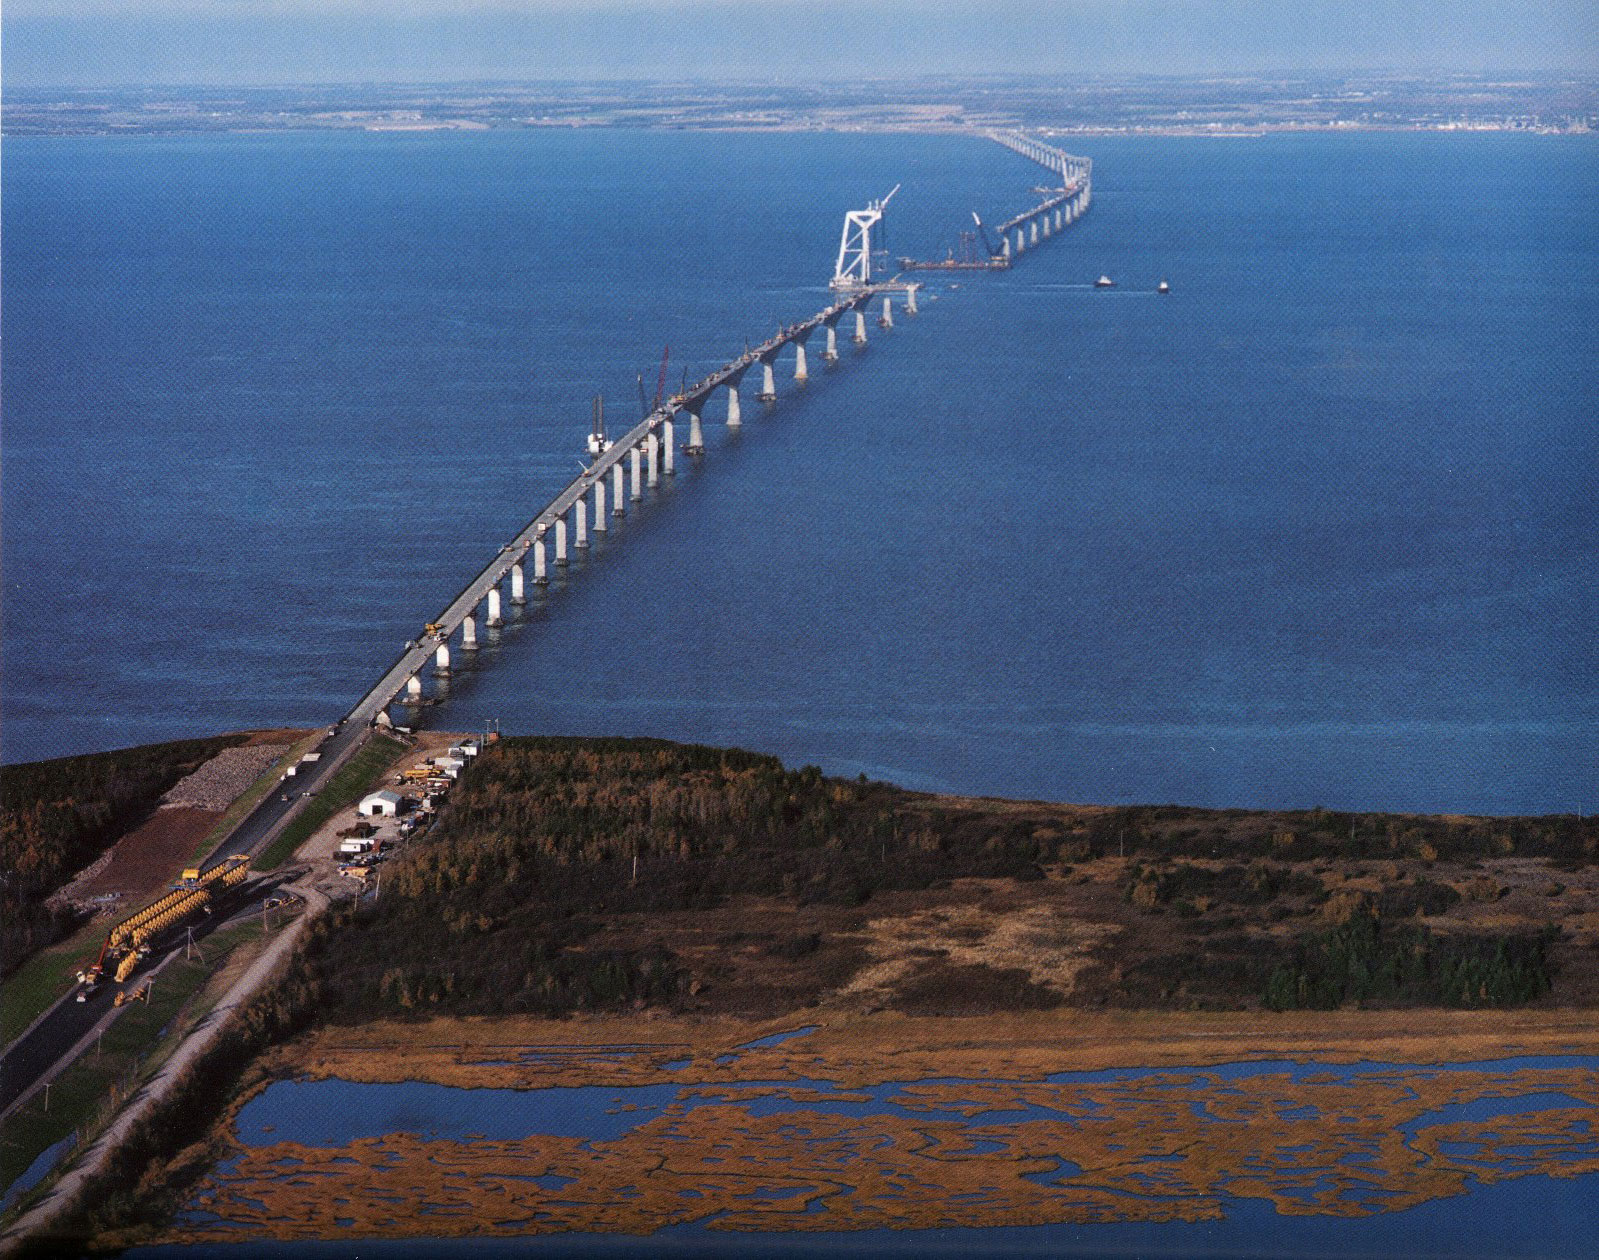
[161,744,290,812]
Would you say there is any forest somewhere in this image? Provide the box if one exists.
[0,734,246,975]
[295,736,1592,1023]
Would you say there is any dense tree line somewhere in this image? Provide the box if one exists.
[0,735,246,975]
[1101,804,1597,868]
[311,737,1057,1021]
[1263,912,1557,1010]
[297,737,1586,1023]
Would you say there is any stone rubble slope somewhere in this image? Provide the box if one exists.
[160,745,290,812]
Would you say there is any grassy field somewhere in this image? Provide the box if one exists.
[0,919,267,1217]
[0,919,112,1048]
[256,734,408,871]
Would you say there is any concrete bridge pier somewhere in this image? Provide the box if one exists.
[824,324,839,362]
[727,384,742,427]
[594,479,608,531]
[879,296,893,328]
[644,435,659,487]
[611,463,625,515]
[630,447,643,501]
[853,310,868,344]
[905,286,918,315]
[686,410,704,455]
[758,359,777,402]
[1014,230,1025,254]
[461,614,479,651]
[487,587,503,628]
[533,538,549,584]
[794,341,808,381]
[555,519,569,565]
[1030,220,1040,245]
[1053,208,1063,231]
[406,674,423,701]
[662,420,676,473]
[510,563,526,604]
[435,642,451,675]
[1002,238,1012,260]
[575,498,588,548]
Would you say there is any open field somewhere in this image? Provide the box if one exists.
[68,807,220,905]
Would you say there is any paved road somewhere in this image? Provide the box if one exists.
[0,874,294,1118]
[0,878,332,1257]
[0,722,369,1120]
[200,721,368,866]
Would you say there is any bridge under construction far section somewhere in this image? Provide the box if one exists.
[342,132,1090,736]
[901,129,1093,272]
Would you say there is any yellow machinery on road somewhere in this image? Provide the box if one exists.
[78,855,251,998]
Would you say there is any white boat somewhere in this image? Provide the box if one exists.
[1157,280,1171,294]
[1094,275,1115,288]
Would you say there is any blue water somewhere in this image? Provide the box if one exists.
[229,1055,1599,1149]
[164,1057,1599,1258]
[128,1169,1599,1260]
[3,130,1595,813]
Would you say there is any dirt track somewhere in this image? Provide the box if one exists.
[66,807,221,906]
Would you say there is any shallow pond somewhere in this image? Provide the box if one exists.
[134,1055,1598,1257]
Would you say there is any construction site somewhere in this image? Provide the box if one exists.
[75,854,251,996]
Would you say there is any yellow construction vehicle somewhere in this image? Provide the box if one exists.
[78,854,250,1000]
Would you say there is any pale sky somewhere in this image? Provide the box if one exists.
[4,1,1594,88]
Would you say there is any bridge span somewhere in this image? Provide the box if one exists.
[344,130,1085,732]
[344,281,914,732]
[986,130,1093,259]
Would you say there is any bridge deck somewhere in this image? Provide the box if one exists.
[343,286,884,729]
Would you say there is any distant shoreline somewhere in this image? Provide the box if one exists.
[6,120,1594,140]
[6,72,1593,139]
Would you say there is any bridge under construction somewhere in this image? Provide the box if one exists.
[901,129,1093,272]
[341,127,1092,733]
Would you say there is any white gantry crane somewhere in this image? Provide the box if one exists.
[830,184,899,290]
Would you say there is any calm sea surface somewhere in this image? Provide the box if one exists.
[3,130,1595,812]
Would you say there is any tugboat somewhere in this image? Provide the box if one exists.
[585,395,612,459]
[1157,280,1171,294]
[1094,275,1115,288]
